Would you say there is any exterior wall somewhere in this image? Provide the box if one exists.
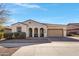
[4,29,12,33]
[10,20,66,38]
[67,29,79,35]
[11,23,27,33]
[23,20,47,37]
[11,20,48,37]
[47,25,66,37]
[4,27,12,33]
[47,29,63,37]
[63,27,67,37]
[67,24,79,35]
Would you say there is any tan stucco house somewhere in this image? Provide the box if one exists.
[67,23,79,35]
[10,19,67,37]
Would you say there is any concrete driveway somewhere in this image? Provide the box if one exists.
[0,37,79,56]
[12,42,79,56]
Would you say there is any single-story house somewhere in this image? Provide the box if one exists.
[0,26,11,33]
[67,23,79,35]
[10,19,67,37]
[4,26,12,33]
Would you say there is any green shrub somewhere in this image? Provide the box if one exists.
[0,32,2,39]
[1,32,26,39]
[13,32,26,39]
[20,32,26,39]
[0,32,4,39]
[4,32,13,39]
[13,32,19,39]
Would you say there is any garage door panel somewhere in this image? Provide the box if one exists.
[47,29,63,37]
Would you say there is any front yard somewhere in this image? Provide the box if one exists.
[0,47,19,56]
[0,37,79,56]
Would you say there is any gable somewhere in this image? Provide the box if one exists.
[11,22,27,27]
[11,23,28,30]
[23,20,47,27]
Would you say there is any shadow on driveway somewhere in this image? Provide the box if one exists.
[0,38,50,48]
[47,37,79,42]
[0,37,79,48]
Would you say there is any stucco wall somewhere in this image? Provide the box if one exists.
[10,20,66,37]
[11,20,48,37]
[47,25,66,37]
[47,29,63,37]
[23,20,47,37]
[11,23,27,33]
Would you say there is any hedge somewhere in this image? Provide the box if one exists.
[4,32,13,39]
[13,32,26,39]
[0,32,26,39]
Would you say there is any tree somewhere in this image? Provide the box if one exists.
[0,3,10,39]
[0,3,9,25]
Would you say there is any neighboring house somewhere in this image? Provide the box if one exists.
[67,23,79,35]
[4,27,12,33]
[10,19,67,37]
[0,26,12,33]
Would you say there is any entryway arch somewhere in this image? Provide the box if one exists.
[40,28,44,37]
[34,28,38,37]
[29,28,32,37]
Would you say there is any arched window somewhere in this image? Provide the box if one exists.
[29,28,32,37]
[34,28,38,37]
[40,28,44,37]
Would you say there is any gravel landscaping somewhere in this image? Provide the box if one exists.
[0,47,19,56]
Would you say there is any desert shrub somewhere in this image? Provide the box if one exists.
[4,32,13,39]
[19,32,26,39]
[13,32,26,39]
[0,32,4,39]
[0,32,26,39]
[0,32,2,39]
[13,32,19,39]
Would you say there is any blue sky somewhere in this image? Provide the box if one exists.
[5,3,79,26]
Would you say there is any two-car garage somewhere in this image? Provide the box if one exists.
[47,29,64,37]
[46,24,66,37]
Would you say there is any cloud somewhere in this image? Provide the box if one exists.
[66,18,79,23]
[15,3,47,11]
[8,9,17,14]
[15,3,40,8]
[9,19,17,23]
[5,19,18,26]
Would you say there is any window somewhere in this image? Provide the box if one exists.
[17,27,22,32]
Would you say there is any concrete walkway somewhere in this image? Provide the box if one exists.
[12,42,79,56]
